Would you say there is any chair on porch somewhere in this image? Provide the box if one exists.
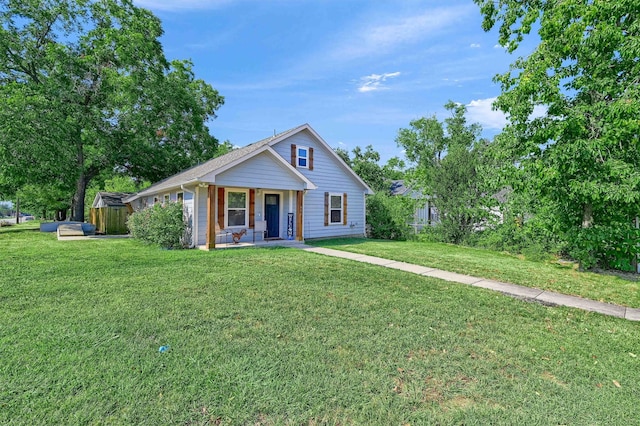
[215,223,231,244]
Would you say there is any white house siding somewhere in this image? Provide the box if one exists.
[212,152,306,191]
[272,130,367,239]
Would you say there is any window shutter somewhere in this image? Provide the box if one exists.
[291,144,297,168]
[309,147,314,170]
[217,187,225,227]
[324,192,329,226]
[343,192,348,225]
[249,189,255,228]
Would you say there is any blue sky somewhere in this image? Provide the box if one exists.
[132,0,538,163]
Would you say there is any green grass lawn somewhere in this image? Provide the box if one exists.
[308,238,640,309]
[2,224,639,424]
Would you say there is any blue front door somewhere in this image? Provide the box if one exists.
[265,194,280,238]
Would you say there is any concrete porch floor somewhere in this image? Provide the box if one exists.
[198,239,305,250]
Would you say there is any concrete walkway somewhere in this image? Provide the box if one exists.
[294,244,640,322]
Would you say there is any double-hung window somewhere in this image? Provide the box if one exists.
[329,193,343,224]
[297,146,309,168]
[226,190,248,227]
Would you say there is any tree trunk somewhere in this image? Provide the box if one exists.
[582,203,593,229]
[15,197,20,224]
[71,173,87,222]
[579,203,594,271]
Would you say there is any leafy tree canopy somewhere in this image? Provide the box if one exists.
[396,101,495,244]
[336,145,406,193]
[0,0,224,221]
[475,0,640,267]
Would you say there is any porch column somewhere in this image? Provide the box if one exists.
[205,185,216,250]
[296,190,304,241]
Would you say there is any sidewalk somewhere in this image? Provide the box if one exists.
[294,244,640,322]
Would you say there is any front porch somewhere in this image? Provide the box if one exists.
[198,185,305,250]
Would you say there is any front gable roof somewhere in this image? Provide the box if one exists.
[270,124,374,195]
[124,124,372,203]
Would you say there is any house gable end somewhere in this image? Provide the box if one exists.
[270,126,373,194]
[207,150,313,190]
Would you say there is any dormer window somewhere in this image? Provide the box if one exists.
[297,146,309,168]
[290,144,314,170]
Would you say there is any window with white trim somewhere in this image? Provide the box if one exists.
[297,146,309,168]
[226,189,248,227]
[177,192,184,204]
[329,193,343,224]
[163,194,170,204]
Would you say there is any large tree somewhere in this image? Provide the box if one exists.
[335,145,406,193]
[396,101,494,244]
[475,0,640,268]
[0,0,223,221]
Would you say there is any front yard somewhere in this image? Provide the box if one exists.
[1,224,639,424]
[309,238,640,309]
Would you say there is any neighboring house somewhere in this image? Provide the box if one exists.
[390,180,439,232]
[124,124,374,249]
[90,192,131,235]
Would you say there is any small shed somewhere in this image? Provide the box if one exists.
[90,192,131,235]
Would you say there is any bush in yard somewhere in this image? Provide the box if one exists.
[366,192,414,240]
[127,202,190,249]
[571,223,640,272]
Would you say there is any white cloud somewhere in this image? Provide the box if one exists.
[466,97,548,130]
[470,43,481,48]
[466,97,506,129]
[357,71,401,93]
[330,5,474,61]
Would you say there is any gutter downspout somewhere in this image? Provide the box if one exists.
[181,184,197,248]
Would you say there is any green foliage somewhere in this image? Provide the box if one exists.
[17,184,71,219]
[336,145,407,192]
[475,0,640,271]
[0,201,13,217]
[366,192,414,240]
[127,202,190,249]
[571,224,640,272]
[396,101,496,244]
[0,0,224,222]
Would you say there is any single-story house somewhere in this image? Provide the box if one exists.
[124,124,374,249]
[390,180,439,232]
[90,192,131,235]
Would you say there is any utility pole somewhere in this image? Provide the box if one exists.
[15,197,20,224]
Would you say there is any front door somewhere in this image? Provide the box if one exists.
[265,194,280,238]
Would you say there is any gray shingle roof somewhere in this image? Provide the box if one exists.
[125,125,305,202]
[94,192,130,207]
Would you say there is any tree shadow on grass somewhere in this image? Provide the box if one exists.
[0,224,41,235]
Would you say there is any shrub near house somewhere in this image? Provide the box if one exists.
[127,202,189,249]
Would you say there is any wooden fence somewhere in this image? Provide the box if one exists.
[90,206,129,235]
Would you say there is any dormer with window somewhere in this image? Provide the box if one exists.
[290,144,314,170]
